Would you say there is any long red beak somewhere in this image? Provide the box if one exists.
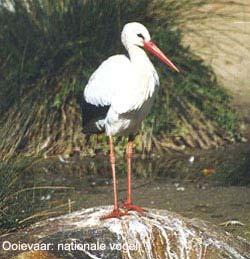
[144,41,180,73]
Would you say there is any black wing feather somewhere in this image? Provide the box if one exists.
[80,98,110,134]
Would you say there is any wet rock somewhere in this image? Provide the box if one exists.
[0,206,249,259]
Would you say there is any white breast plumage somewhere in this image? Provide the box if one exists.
[83,52,159,135]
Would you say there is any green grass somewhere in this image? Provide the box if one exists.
[0,157,76,234]
[0,159,26,232]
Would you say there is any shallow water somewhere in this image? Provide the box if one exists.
[1,143,250,242]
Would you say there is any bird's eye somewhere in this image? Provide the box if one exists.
[137,33,145,40]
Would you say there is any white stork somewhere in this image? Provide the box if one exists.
[82,22,179,219]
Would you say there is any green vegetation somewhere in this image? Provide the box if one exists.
[0,157,76,234]
[0,0,240,160]
[0,159,27,232]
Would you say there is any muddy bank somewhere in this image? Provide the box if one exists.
[181,1,250,108]
[1,143,249,243]
[180,1,250,137]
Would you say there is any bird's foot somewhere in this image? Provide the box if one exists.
[100,208,128,220]
[122,200,146,214]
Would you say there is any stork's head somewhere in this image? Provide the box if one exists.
[121,22,179,73]
[121,22,151,48]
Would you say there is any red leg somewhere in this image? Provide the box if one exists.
[101,136,127,220]
[123,138,145,214]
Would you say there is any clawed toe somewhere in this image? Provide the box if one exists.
[100,208,128,220]
[122,201,146,214]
